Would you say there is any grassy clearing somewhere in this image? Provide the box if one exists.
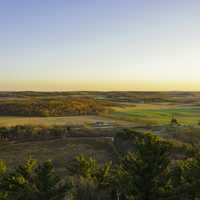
[111,104,200,125]
[0,138,115,175]
[0,115,123,127]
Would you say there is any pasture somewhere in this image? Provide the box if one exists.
[111,104,200,125]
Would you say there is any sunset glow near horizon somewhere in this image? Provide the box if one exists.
[0,0,200,91]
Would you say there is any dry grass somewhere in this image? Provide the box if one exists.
[0,115,125,127]
[0,138,115,175]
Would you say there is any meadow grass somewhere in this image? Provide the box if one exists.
[0,138,115,175]
[111,105,200,125]
[0,115,121,127]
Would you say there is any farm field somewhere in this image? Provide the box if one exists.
[0,115,129,127]
[110,104,200,125]
[0,103,199,127]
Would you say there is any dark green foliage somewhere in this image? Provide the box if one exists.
[0,161,6,176]
[0,159,71,200]
[114,129,145,155]
[1,131,200,200]
[112,132,172,200]
[69,132,174,200]
[0,160,8,200]
[171,152,200,200]
[69,155,112,200]
[170,118,179,126]
[34,160,71,200]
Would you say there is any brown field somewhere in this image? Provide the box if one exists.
[0,138,115,175]
[0,115,131,127]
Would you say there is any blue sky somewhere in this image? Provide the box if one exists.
[0,0,200,91]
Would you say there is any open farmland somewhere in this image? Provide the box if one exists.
[0,92,200,127]
[0,115,130,127]
[110,104,200,125]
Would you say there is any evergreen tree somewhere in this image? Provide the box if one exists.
[0,159,71,200]
[34,160,71,200]
[171,152,200,200]
[115,132,172,200]
[70,155,112,200]
[0,160,9,200]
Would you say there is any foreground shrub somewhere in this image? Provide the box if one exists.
[1,131,200,200]
[0,159,72,200]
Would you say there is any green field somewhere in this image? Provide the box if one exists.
[111,105,200,125]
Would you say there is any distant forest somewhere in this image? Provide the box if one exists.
[0,91,200,117]
[0,98,111,117]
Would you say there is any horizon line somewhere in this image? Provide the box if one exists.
[1,90,200,93]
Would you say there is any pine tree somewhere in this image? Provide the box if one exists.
[34,160,71,200]
[171,152,200,200]
[115,132,172,200]
[0,159,71,200]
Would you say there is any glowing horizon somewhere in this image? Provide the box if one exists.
[1,80,200,92]
[0,0,200,91]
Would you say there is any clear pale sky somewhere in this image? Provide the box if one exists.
[0,0,200,91]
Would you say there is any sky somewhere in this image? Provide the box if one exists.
[0,0,200,91]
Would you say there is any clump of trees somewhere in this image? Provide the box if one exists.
[0,159,72,200]
[170,117,180,126]
[0,98,111,117]
[1,130,200,200]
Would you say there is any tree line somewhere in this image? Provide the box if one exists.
[0,98,111,117]
[0,130,200,200]
[0,125,114,141]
